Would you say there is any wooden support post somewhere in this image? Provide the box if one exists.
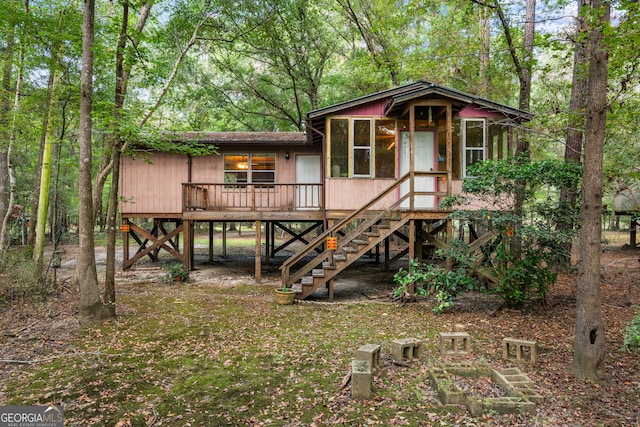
[408,220,416,301]
[416,220,424,263]
[184,220,192,271]
[270,221,275,258]
[384,237,390,271]
[122,218,130,271]
[255,220,261,284]
[265,221,270,266]
[208,221,214,263]
[153,219,160,261]
[375,242,380,264]
[631,219,637,248]
[222,222,227,258]
[328,279,334,302]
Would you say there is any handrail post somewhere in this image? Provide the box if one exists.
[251,184,256,211]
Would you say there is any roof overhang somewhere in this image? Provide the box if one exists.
[169,131,308,146]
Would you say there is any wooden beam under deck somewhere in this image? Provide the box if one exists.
[182,210,326,222]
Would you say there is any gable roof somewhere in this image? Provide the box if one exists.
[305,80,533,144]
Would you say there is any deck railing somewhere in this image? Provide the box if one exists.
[182,183,324,212]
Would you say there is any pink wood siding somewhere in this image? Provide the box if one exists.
[192,145,321,184]
[120,152,187,215]
[459,105,503,119]
[339,99,388,116]
[325,178,397,211]
[451,179,514,210]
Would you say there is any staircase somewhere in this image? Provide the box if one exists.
[280,174,414,300]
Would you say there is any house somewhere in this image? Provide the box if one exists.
[119,80,532,299]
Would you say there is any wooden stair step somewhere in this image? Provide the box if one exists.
[312,268,325,277]
[333,254,346,262]
[343,246,357,253]
[322,261,336,270]
[301,276,314,286]
[352,239,368,245]
[363,232,380,238]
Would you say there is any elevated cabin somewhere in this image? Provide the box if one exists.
[119,80,532,299]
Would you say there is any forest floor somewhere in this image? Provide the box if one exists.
[0,231,639,426]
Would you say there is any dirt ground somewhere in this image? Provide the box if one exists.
[1,231,639,425]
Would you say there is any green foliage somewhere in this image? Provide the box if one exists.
[442,157,579,308]
[0,248,43,312]
[164,262,189,284]
[621,311,640,351]
[393,257,479,314]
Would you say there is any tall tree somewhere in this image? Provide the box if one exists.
[557,0,589,259]
[33,37,62,265]
[77,0,109,323]
[571,0,610,380]
[0,1,18,251]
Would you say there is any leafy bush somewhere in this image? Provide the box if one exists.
[393,258,479,314]
[0,248,44,311]
[437,157,580,308]
[621,312,640,351]
[165,262,189,284]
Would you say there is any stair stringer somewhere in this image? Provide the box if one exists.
[295,212,411,299]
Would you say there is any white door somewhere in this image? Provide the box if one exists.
[295,154,321,209]
[400,131,436,208]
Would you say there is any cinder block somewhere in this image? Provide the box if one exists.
[356,344,381,373]
[391,338,422,362]
[502,337,538,363]
[351,360,372,400]
[438,332,471,356]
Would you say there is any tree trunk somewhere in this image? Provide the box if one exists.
[33,65,61,265]
[0,30,14,248]
[571,0,609,381]
[558,0,588,258]
[77,0,108,324]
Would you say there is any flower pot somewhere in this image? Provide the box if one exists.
[275,289,296,305]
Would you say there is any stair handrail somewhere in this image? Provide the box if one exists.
[280,172,412,285]
[282,196,411,287]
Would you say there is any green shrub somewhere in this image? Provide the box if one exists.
[164,262,189,284]
[0,248,44,311]
[621,312,640,351]
[393,258,479,314]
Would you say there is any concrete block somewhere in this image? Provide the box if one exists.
[351,360,372,400]
[356,344,381,373]
[438,332,471,356]
[502,337,537,363]
[391,338,422,362]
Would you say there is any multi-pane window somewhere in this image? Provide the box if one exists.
[224,153,275,185]
[462,119,486,177]
[353,119,372,176]
[329,117,396,178]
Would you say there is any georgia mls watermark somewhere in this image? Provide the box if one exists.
[0,406,64,427]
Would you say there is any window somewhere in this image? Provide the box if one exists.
[329,117,396,178]
[353,119,372,176]
[375,119,396,178]
[462,119,486,176]
[329,119,349,177]
[224,153,275,185]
